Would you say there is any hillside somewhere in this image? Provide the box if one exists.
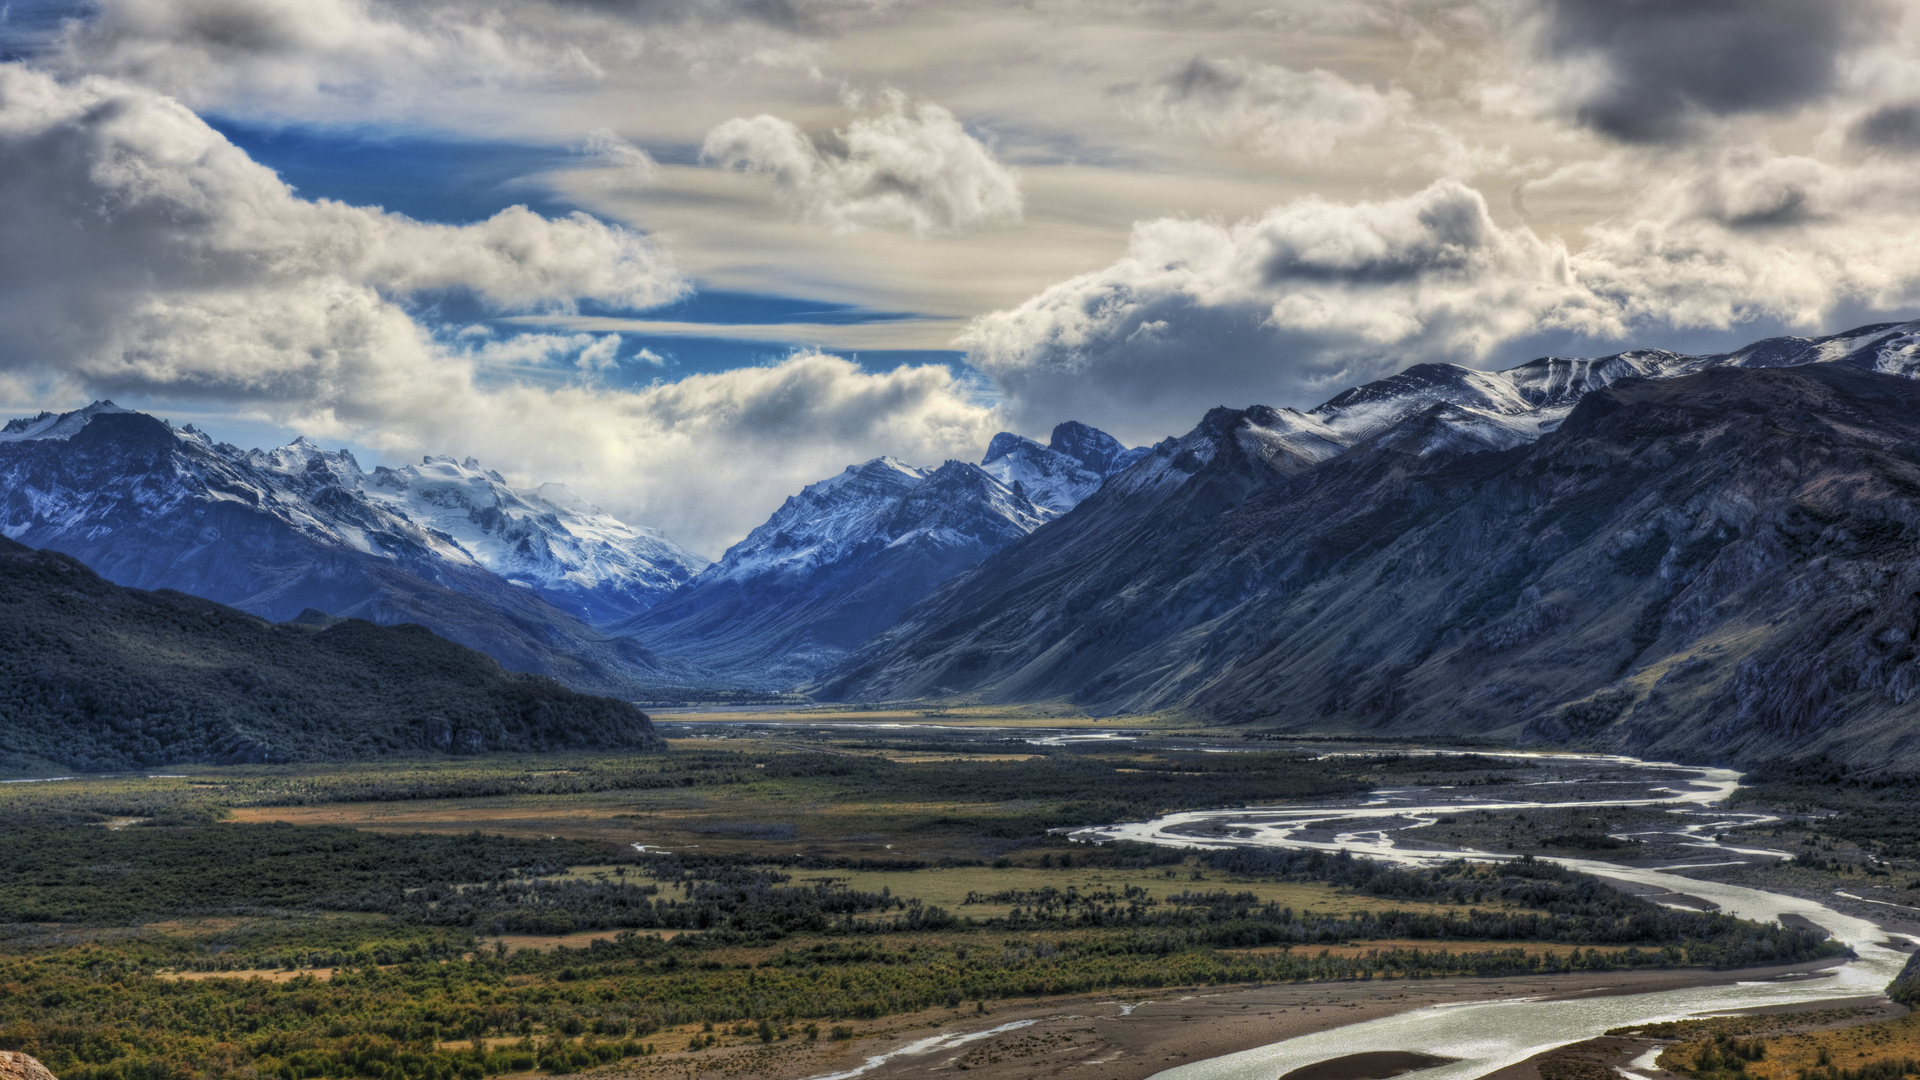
[821,365,1920,768]
[0,538,662,772]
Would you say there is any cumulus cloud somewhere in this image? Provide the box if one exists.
[0,63,1002,553]
[961,179,1579,438]
[701,90,1023,236]
[329,346,1001,556]
[1562,148,1920,333]
[1529,0,1890,143]
[1133,56,1413,162]
[971,148,1920,441]
[50,0,584,113]
[0,67,683,329]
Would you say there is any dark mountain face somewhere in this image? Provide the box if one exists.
[0,537,662,772]
[0,409,691,697]
[821,365,1920,768]
[1049,421,1149,475]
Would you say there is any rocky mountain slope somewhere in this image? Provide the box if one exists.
[0,405,702,695]
[0,537,662,772]
[821,336,1920,768]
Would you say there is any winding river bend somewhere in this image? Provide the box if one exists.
[1067,752,1918,1080]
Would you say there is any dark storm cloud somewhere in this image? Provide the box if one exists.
[1851,103,1920,153]
[1156,56,1247,102]
[1537,0,1888,143]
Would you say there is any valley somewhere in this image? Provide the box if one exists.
[0,738,1916,1080]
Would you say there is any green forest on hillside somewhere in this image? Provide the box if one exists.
[0,540,659,771]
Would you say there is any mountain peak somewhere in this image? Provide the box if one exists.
[1048,420,1135,473]
[0,400,134,443]
[982,431,1039,465]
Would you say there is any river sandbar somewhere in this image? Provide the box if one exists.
[1278,1051,1456,1080]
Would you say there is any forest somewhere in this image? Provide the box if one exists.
[0,539,660,772]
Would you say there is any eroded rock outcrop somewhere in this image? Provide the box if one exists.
[1888,950,1920,1006]
[0,1052,58,1080]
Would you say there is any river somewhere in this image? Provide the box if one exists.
[1065,751,1917,1080]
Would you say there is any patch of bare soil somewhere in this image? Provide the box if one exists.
[1278,1051,1455,1080]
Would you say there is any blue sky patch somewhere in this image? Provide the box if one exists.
[208,117,583,224]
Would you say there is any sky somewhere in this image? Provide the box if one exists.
[4,0,1920,556]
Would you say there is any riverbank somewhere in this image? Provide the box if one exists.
[601,958,1851,1080]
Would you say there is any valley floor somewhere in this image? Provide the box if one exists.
[0,734,1911,1080]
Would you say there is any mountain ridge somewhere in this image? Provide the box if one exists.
[0,536,663,772]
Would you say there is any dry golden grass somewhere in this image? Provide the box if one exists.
[809,865,1535,921]
[224,787,1064,860]
[1737,1011,1920,1079]
[159,968,338,983]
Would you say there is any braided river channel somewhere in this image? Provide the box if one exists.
[1063,751,1919,1080]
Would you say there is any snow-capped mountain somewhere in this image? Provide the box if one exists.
[608,456,1056,688]
[978,421,1149,513]
[1268,319,1920,460]
[0,403,704,694]
[353,453,703,625]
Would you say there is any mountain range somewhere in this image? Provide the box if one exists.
[0,402,1146,694]
[607,422,1148,687]
[821,320,1920,767]
[11,318,1920,768]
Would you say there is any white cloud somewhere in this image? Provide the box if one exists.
[1133,56,1414,163]
[317,346,1001,557]
[961,178,1579,439]
[0,63,1002,554]
[969,145,1920,442]
[1562,147,1920,334]
[0,66,684,334]
[42,0,837,126]
[49,0,593,116]
[581,127,659,184]
[701,90,1023,236]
